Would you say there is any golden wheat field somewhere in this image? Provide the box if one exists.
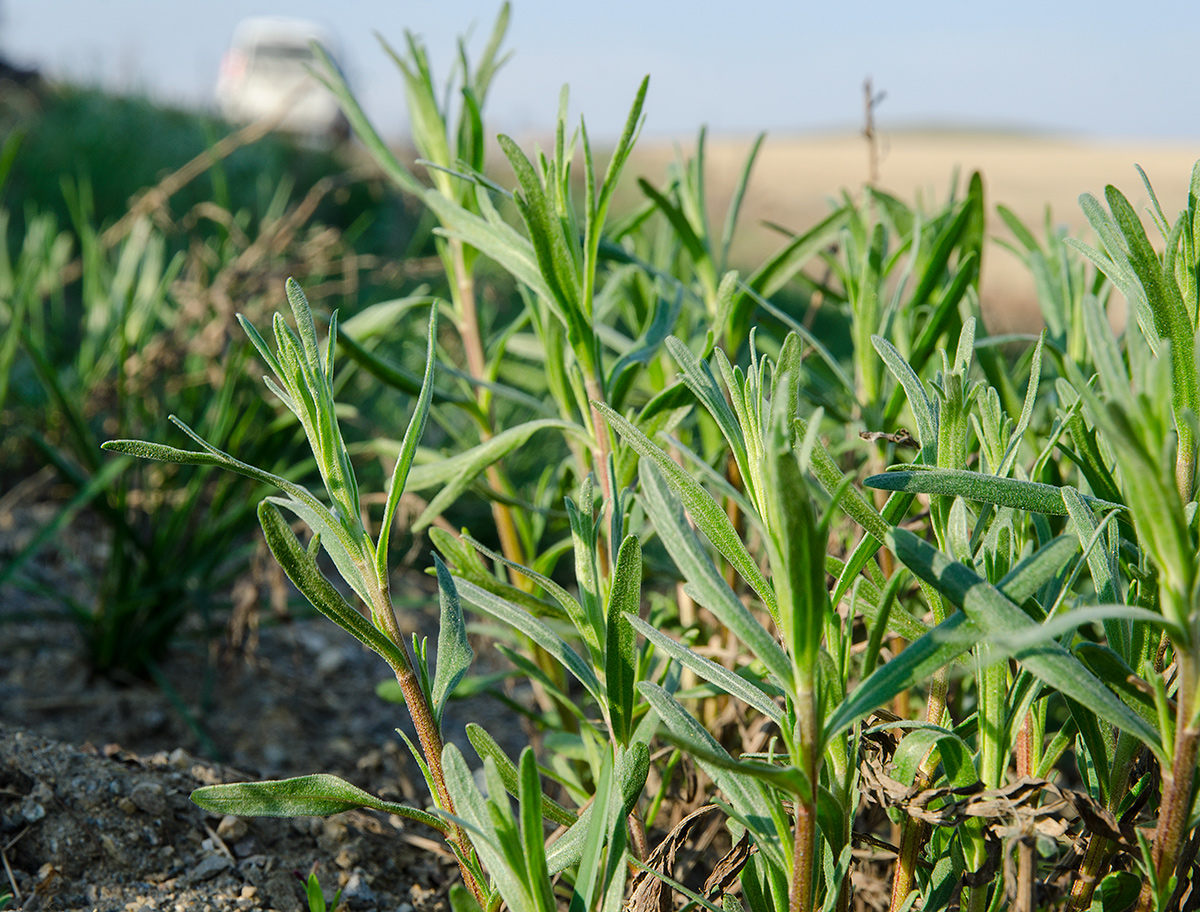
[630,132,1199,332]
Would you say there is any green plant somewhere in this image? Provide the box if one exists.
[299,865,343,912]
[81,9,1200,911]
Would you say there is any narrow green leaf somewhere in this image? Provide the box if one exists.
[628,614,783,724]
[264,494,372,606]
[866,466,1123,516]
[441,745,536,912]
[825,611,981,741]
[432,556,473,725]
[256,502,405,672]
[872,335,936,455]
[465,724,577,827]
[377,305,438,576]
[519,749,556,912]
[596,402,778,619]
[569,749,615,912]
[764,438,825,668]
[665,335,749,477]
[405,418,581,532]
[606,535,641,744]
[453,576,603,704]
[191,773,444,831]
[639,683,788,872]
[995,534,1079,607]
[544,742,648,876]
[459,533,597,657]
[639,463,793,688]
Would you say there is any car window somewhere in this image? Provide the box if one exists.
[251,44,315,66]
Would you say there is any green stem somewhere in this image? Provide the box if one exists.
[585,374,613,573]
[1069,731,1141,910]
[448,237,528,578]
[888,673,947,912]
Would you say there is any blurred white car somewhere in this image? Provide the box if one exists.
[216,17,348,138]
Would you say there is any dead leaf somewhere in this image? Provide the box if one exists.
[628,805,717,912]
[703,830,754,898]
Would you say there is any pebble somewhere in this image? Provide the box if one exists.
[342,870,376,904]
[316,646,348,676]
[188,853,233,883]
[21,781,53,822]
[130,782,167,816]
[20,796,46,822]
[216,814,248,842]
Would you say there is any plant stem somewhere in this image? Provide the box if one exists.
[1137,654,1200,912]
[1069,731,1141,910]
[374,574,485,906]
[585,374,613,573]
[447,237,529,582]
[789,685,820,912]
[1068,836,1111,911]
[889,661,949,911]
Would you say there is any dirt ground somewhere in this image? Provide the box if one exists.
[629,131,1199,332]
[0,503,531,912]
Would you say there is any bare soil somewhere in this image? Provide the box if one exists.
[0,504,527,912]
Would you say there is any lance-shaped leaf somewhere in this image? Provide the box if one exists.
[256,502,405,673]
[465,724,577,827]
[825,610,982,741]
[403,418,583,532]
[628,614,783,724]
[545,742,649,876]
[606,534,641,744]
[458,532,598,658]
[639,683,788,874]
[441,745,537,912]
[872,335,937,453]
[432,556,473,725]
[519,749,557,912]
[452,576,603,704]
[376,304,438,578]
[888,527,1166,762]
[640,462,793,689]
[192,773,444,832]
[763,433,826,671]
[596,401,778,620]
[104,417,365,569]
[664,335,749,482]
[865,466,1124,516]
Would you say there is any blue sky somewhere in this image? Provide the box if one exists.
[4,0,1199,141]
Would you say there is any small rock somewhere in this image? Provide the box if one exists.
[130,781,167,816]
[263,870,302,909]
[316,646,347,676]
[117,797,138,815]
[20,796,46,822]
[232,836,259,858]
[188,853,233,883]
[168,747,189,768]
[216,814,248,842]
[342,870,376,905]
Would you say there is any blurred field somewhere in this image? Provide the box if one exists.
[630,132,1200,332]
